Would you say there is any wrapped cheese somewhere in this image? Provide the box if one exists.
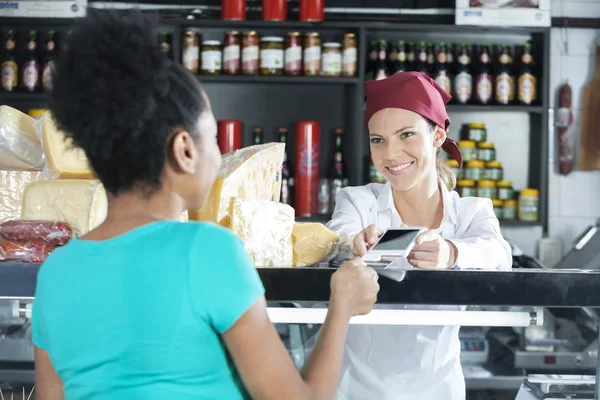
[230,197,294,268]
[292,222,339,267]
[0,106,44,170]
[0,170,40,223]
[189,143,284,227]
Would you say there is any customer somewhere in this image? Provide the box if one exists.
[33,10,379,400]
[327,72,512,400]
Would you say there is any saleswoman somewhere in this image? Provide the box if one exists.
[327,72,512,400]
[32,10,379,400]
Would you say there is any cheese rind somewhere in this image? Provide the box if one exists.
[21,179,107,235]
[189,143,284,227]
[0,106,44,170]
[230,197,294,268]
[40,112,94,179]
[292,222,340,267]
[0,170,40,223]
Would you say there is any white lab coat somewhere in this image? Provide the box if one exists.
[326,180,512,400]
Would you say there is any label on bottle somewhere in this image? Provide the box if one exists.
[435,73,451,94]
[459,54,470,65]
[242,45,259,72]
[202,50,222,71]
[495,73,515,104]
[322,52,342,74]
[42,61,54,90]
[418,51,427,63]
[260,48,283,69]
[454,72,473,103]
[475,73,493,104]
[397,51,406,62]
[342,47,357,64]
[329,178,343,210]
[375,69,388,81]
[285,46,302,74]
[518,73,537,104]
[183,45,199,72]
[480,52,489,64]
[223,45,240,72]
[378,49,386,61]
[22,60,39,91]
[437,52,447,64]
[407,51,415,63]
[318,179,330,214]
[499,53,511,64]
[1,61,18,90]
[522,53,533,64]
[427,53,434,65]
[303,46,321,75]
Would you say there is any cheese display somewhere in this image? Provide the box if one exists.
[0,106,44,170]
[189,143,284,227]
[230,197,294,268]
[40,111,94,179]
[0,170,40,223]
[21,179,108,235]
[292,222,340,267]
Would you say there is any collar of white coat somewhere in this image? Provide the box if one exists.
[370,179,458,227]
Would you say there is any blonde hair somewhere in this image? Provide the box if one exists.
[436,153,457,191]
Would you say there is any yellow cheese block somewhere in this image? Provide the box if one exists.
[0,170,39,223]
[189,143,284,227]
[292,222,339,267]
[0,106,44,170]
[21,179,107,235]
[41,111,94,179]
[230,197,294,268]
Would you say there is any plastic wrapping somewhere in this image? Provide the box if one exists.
[0,220,75,246]
[230,197,294,268]
[0,170,40,223]
[189,143,284,227]
[292,222,340,267]
[0,239,57,263]
[0,106,44,170]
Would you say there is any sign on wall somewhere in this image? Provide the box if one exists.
[0,0,87,18]
[456,0,551,27]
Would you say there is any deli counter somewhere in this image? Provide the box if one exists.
[2,263,600,399]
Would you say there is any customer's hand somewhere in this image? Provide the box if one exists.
[330,257,379,317]
[352,224,383,257]
[407,229,457,269]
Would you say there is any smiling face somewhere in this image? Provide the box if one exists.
[368,108,446,192]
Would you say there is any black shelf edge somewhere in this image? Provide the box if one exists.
[446,105,544,114]
[500,220,541,228]
[296,214,332,223]
[552,17,600,30]
[0,92,48,101]
[196,75,361,85]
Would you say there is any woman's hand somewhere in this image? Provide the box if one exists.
[352,224,383,257]
[330,257,379,317]
[407,229,458,270]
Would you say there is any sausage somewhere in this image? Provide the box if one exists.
[0,220,74,246]
[0,240,57,263]
[557,82,575,175]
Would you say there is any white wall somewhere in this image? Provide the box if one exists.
[547,0,600,260]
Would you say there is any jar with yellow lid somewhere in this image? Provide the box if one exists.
[458,140,477,162]
[497,181,514,200]
[485,161,503,181]
[447,159,463,180]
[503,199,517,220]
[492,199,503,219]
[463,122,487,142]
[27,109,46,119]
[478,141,496,161]
[465,160,485,181]
[477,179,497,199]
[457,179,476,197]
[519,189,539,221]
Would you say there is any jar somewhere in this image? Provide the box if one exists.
[447,159,463,180]
[464,123,487,142]
[503,199,517,220]
[321,42,342,77]
[497,181,514,200]
[342,33,358,77]
[262,0,286,21]
[485,161,503,181]
[285,32,302,76]
[492,199,504,220]
[458,140,477,162]
[478,141,496,161]
[465,160,485,181]
[260,36,284,76]
[223,31,241,75]
[457,179,476,197]
[303,32,321,77]
[181,30,200,74]
[299,0,324,22]
[222,0,246,20]
[519,189,539,222]
[201,40,222,75]
[242,31,259,76]
[477,179,497,199]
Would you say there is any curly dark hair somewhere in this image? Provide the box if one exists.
[49,9,208,195]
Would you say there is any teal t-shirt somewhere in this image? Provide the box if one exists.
[32,221,264,400]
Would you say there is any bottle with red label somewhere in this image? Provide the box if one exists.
[518,43,537,105]
[22,30,40,93]
[295,120,320,217]
[475,44,493,105]
[1,30,18,92]
[434,42,452,95]
[42,30,57,91]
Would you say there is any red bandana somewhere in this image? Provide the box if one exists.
[364,72,462,168]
